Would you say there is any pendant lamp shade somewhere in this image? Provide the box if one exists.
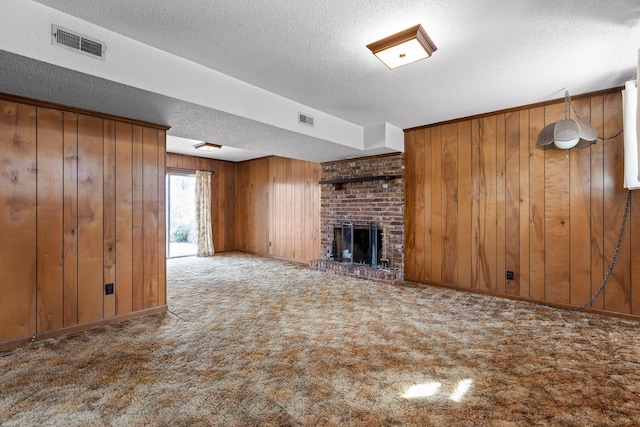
[536,119,597,150]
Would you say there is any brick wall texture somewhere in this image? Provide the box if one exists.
[319,153,405,276]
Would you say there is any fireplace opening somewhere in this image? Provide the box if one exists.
[332,223,383,266]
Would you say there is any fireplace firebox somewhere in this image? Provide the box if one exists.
[332,222,383,266]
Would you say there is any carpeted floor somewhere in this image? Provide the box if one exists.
[2,252,640,426]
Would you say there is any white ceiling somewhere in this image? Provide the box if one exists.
[1,0,639,162]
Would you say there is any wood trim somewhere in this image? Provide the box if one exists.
[405,86,625,132]
[0,92,170,131]
[0,306,167,351]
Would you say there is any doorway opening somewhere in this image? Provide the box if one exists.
[167,173,197,258]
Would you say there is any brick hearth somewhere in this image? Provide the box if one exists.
[313,153,405,283]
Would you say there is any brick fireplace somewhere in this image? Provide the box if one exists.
[310,153,405,284]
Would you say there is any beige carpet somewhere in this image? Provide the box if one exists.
[2,252,640,426]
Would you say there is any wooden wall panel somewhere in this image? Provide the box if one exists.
[414,129,428,280]
[590,97,606,310]
[504,111,520,296]
[496,114,506,294]
[63,113,78,326]
[132,125,145,311]
[103,120,116,318]
[0,101,37,341]
[0,94,167,346]
[528,107,545,300]
[519,110,531,298]
[115,122,134,315]
[441,123,458,285]
[233,156,320,263]
[569,98,592,305]
[77,115,104,323]
[157,130,167,306]
[478,116,497,292]
[543,103,570,304]
[36,107,64,332]
[602,92,630,313]
[404,132,416,280]
[405,89,640,319]
[457,121,472,288]
[142,128,159,309]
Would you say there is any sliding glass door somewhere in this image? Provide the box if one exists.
[166,173,197,258]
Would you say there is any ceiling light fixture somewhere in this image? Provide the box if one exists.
[194,142,222,151]
[366,24,437,69]
[536,90,597,151]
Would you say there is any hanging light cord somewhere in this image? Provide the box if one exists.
[574,189,632,311]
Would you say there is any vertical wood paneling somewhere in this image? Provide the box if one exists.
[431,127,442,283]
[412,129,426,279]
[590,97,605,310]
[471,120,481,289]
[63,113,78,326]
[405,89,638,319]
[478,116,497,291]
[0,101,37,341]
[0,95,167,346]
[528,107,545,300]
[115,122,133,315]
[496,114,506,294]
[441,123,458,285]
[142,128,159,309]
[544,103,570,304]
[569,98,592,306]
[233,156,319,263]
[103,120,116,318]
[519,110,531,298]
[602,92,630,313]
[77,115,104,323]
[132,125,144,311]
[36,107,64,332]
[157,130,166,306]
[505,111,520,296]
[457,121,472,288]
[405,132,416,280]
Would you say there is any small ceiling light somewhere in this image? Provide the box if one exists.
[536,90,597,151]
[366,24,437,69]
[194,142,222,151]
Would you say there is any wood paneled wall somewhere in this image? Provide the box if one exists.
[235,156,320,263]
[405,90,640,317]
[166,153,236,252]
[0,95,167,345]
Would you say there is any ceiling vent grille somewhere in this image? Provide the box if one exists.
[298,112,314,127]
[51,25,105,60]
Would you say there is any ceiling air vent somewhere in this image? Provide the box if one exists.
[298,112,314,127]
[51,25,105,60]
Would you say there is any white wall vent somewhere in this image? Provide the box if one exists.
[298,112,314,127]
[51,25,106,60]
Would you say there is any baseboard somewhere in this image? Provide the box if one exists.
[0,306,168,351]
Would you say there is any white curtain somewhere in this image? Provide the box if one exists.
[195,170,215,257]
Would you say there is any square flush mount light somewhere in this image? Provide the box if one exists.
[366,24,437,69]
[194,142,222,151]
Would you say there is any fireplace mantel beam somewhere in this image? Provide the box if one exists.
[319,175,401,186]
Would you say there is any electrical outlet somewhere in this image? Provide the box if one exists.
[105,283,114,295]
[506,271,514,281]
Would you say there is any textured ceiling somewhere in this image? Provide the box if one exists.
[4,0,640,162]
